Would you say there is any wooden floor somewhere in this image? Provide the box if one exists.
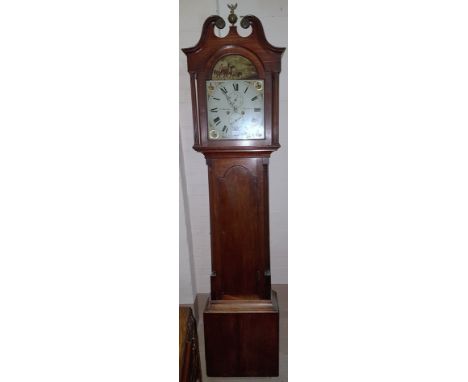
[195,284,288,382]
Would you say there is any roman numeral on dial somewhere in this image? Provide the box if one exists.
[233,83,239,91]
[210,108,218,112]
[220,87,227,94]
[214,117,221,125]
[251,96,258,101]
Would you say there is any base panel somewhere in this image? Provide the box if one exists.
[203,290,279,377]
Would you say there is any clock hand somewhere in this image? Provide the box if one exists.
[223,92,238,110]
[223,91,232,104]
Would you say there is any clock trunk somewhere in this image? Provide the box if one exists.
[207,155,272,301]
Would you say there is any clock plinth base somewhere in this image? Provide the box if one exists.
[203,290,279,377]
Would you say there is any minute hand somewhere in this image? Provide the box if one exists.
[223,92,238,112]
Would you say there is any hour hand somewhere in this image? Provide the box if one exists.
[224,94,234,107]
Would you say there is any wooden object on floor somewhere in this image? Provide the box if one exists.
[182,5,285,377]
[179,307,202,382]
[204,291,279,377]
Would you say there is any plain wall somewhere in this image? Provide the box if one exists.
[179,0,288,297]
[179,168,195,304]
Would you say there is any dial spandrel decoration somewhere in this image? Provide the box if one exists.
[206,79,264,140]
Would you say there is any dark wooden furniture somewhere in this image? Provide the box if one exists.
[182,6,285,377]
[179,307,202,382]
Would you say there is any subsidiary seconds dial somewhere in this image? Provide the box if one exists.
[206,80,264,140]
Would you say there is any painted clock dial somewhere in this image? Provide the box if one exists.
[206,79,264,140]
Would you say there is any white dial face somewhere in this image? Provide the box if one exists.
[206,80,264,140]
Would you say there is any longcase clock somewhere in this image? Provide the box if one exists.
[182,5,285,377]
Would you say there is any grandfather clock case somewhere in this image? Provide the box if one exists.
[183,6,285,377]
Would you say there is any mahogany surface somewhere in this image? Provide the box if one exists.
[182,15,285,153]
[182,12,285,377]
[204,291,279,377]
[207,155,272,301]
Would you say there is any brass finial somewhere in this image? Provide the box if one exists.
[227,3,238,25]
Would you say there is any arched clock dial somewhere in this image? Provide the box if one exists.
[206,79,264,140]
